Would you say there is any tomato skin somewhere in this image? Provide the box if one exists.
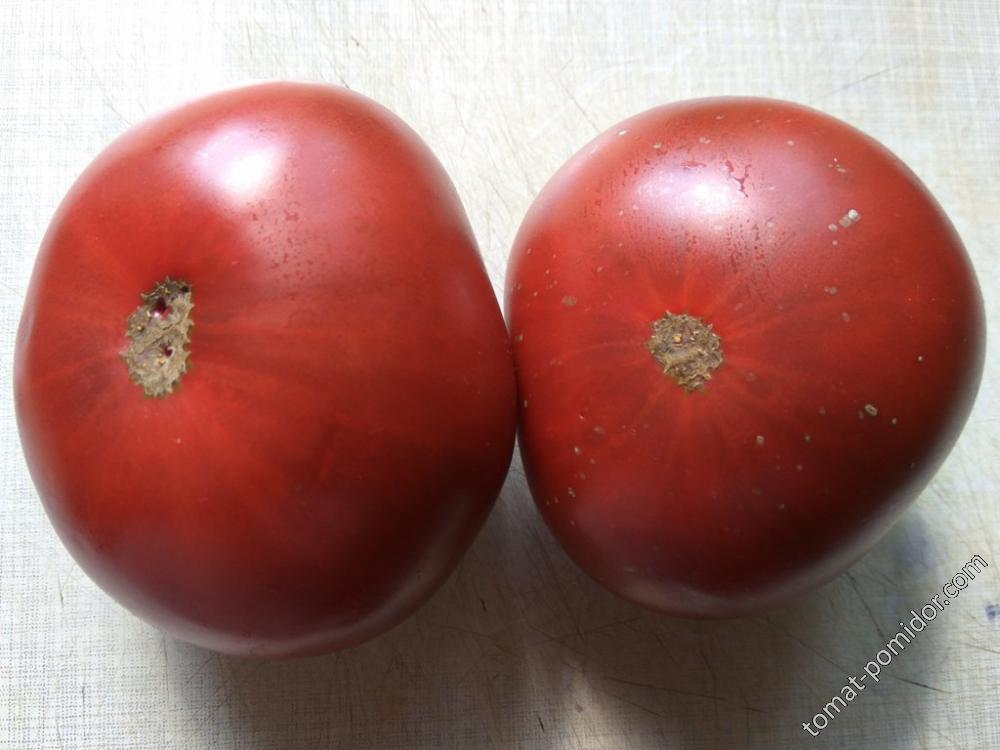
[506,98,985,617]
[15,82,516,656]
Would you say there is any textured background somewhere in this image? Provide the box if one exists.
[1,1,998,748]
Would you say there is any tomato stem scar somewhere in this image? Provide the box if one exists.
[122,278,193,397]
[646,311,723,391]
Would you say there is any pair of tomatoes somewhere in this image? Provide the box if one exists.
[15,83,984,656]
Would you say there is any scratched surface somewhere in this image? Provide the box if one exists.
[1,2,998,748]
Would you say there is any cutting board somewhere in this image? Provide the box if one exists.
[1,2,997,747]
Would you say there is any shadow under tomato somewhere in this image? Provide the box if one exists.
[532,510,947,749]
[169,470,536,748]
[171,456,945,750]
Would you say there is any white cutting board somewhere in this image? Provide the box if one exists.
[1,2,997,748]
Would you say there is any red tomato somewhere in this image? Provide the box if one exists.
[506,98,985,617]
[15,82,516,656]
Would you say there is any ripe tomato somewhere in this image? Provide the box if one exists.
[506,98,984,617]
[15,82,516,656]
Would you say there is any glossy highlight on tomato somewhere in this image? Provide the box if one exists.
[15,82,517,656]
[506,97,985,617]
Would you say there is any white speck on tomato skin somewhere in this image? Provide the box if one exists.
[652,142,663,150]
[573,445,582,456]
[755,435,765,446]
[839,208,862,228]
[828,223,839,232]
[786,139,795,146]
[699,136,711,144]
[804,434,812,443]
[795,464,804,471]
[562,295,578,307]
[617,129,628,136]
[841,312,852,322]
[567,487,576,498]
[823,286,838,295]
[864,403,879,417]
[917,355,925,362]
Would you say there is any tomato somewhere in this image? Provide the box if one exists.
[506,98,985,617]
[15,82,516,656]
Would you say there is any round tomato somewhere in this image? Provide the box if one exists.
[15,82,516,656]
[506,97,984,617]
